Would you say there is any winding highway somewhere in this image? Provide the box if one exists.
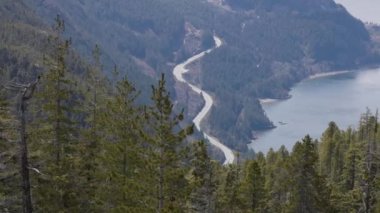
[173,36,235,165]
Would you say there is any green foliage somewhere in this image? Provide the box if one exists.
[239,160,266,211]
[1,1,380,212]
[75,46,110,211]
[0,89,21,212]
[216,164,243,212]
[22,0,380,153]
[319,122,343,181]
[0,0,49,83]
[3,47,380,213]
[100,76,148,212]
[287,136,331,213]
[30,16,84,212]
[265,146,291,212]
[188,141,217,212]
[24,0,183,98]
[199,0,374,150]
[145,74,194,212]
[318,111,380,212]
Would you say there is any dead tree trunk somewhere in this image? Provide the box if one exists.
[20,93,33,213]
[18,77,40,213]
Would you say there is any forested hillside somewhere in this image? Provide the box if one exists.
[1,34,380,210]
[20,0,380,152]
[1,1,380,211]
[200,0,380,151]
[23,0,184,100]
[0,0,49,83]
[0,0,92,89]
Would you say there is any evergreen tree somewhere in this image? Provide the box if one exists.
[100,76,148,212]
[188,141,216,212]
[31,15,82,212]
[266,146,291,212]
[319,122,341,180]
[77,45,109,211]
[342,128,361,191]
[146,74,193,212]
[216,164,242,212]
[240,160,266,212]
[288,135,331,213]
[329,128,362,212]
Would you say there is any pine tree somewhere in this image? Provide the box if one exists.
[319,121,341,180]
[31,15,82,212]
[240,160,266,212]
[216,164,242,212]
[100,75,149,212]
[188,141,216,212]
[342,128,361,191]
[266,146,291,212]
[146,74,193,212]
[288,135,331,213]
[327,128,362,212]
[77,45,109,211]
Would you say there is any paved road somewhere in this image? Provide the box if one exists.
[173,36,235,165]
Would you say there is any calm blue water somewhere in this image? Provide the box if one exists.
[250,67,380,153]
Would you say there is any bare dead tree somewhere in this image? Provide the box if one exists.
[5,76,40,213]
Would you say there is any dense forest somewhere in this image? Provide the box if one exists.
[19,0,380,152]
[1,15,380,212]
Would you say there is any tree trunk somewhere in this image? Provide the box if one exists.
[55,78,61,165]
[20,95,33,213]
[158,153,164,212]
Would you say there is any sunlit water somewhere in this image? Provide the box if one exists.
[250,67,380,153]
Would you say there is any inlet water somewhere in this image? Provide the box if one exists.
[250,67,380,153]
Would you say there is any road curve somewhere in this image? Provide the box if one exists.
[173,36,235,165]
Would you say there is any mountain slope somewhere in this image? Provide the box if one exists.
[23,0,190,96]
[23,0,380,152]
[0,0,50,83]
[198,0,379,150]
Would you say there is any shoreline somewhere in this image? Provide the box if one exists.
[259,98,280,105]
[253,66,380,152]
[259,70,357,106]
[307,70,353,80]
